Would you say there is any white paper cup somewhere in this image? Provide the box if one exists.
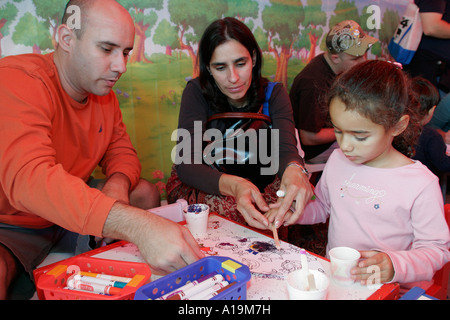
[286,269,329,300]
[183,204,209,238]
[329,247,361,286]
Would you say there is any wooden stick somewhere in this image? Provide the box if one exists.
[272,224,281,250]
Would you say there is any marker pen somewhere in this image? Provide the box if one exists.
[78,271,132,283]
[67,279,122,295]
[187,281,231,300]
[63,286,110,296]
[166,274,224,300]
[156,272,218,300]
[73,274,127,288]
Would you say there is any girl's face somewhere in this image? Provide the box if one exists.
[329,97,403,168]
[208,39,255,108]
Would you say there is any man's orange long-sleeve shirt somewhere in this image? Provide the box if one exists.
[0,53,141,237]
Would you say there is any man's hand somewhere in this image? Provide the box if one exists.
[103,202,204,275]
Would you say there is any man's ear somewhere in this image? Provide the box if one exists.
[57,24,76,52]
[328,53,341,65]
[392,115,410,137]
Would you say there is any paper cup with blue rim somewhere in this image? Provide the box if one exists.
[183,204,209,238]
[329,247,361,286]
[286,269,329,300]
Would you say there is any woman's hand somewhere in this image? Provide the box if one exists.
[218,174,271,229]
[266,164,313,228]
[351,250,395,285]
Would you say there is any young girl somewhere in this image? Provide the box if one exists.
[284,60,450,287]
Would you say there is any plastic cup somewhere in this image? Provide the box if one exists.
[183,204,209,238]
[329,247,361,286]
[286,269,329,300]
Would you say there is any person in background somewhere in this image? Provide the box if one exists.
[405,0,450,96]
[167,17,313,232]
[428,92,450,143]
[411,77,450,194]
[274,60,450,288]
[289,20,378,164]
[0,0,203,299]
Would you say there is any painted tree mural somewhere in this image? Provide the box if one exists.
[0,2,18,57]
[262,0,305,88]
[118,0,163,63]
[32,0,67,49]
[301,0,327,64]
[169,0,228,77]
[12,12,52,54]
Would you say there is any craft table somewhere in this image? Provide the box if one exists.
[77,213,398,300]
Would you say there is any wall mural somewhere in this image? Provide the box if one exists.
[0,0,409,199]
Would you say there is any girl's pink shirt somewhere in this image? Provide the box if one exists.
[298,149,450,284]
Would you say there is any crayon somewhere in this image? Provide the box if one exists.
[73,274,127,288]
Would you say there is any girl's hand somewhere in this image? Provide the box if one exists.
[351,250,395,285]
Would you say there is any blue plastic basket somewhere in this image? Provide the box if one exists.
[134,256,250,300]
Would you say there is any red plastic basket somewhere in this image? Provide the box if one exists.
[35,256,151,300]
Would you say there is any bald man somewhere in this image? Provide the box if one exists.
[0,0,202,299]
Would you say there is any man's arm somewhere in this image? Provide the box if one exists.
[100,172,131,205]
[102,201,204,275]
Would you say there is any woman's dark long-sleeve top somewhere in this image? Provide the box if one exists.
[174,78,303,195]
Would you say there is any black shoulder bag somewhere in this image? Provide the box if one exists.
[202,82,278,191]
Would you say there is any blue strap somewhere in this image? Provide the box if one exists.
[262,82,277,116]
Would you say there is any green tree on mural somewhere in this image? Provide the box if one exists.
[168,0,228,77]
[12,12,52,54]
[300,0,327,64]
[225,0,259,21]
[328,0,360,28]
[153,19,179,59]
[0,2,19,57]
[254,26,268,53]
[33,0,67,49]
[118,0,163,64]
[379,8,400,60]
[262,0,305,88]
